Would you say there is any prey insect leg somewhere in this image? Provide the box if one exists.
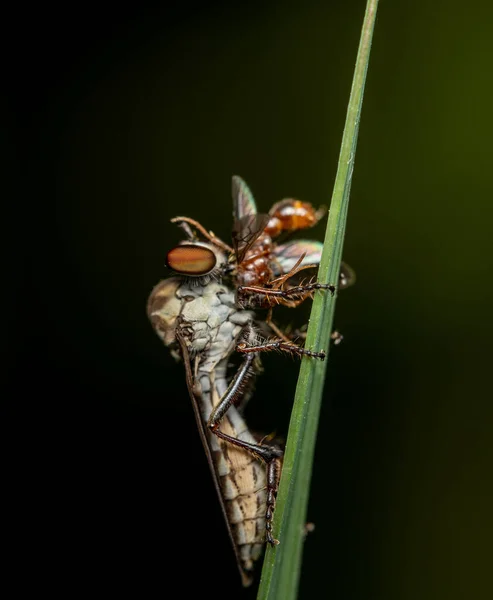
[171,216,234,253]
[208,352,283,546]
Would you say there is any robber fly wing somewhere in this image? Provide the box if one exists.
[174,330,253,585]
[232,213,270,263]
[232,175,258,220]
[272,240,323,275]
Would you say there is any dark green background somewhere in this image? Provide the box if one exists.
[11,1,493,597]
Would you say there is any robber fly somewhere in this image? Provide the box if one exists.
[147,176,354,586]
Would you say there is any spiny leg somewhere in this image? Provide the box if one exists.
[207,352,283,546]
[236,338,326,360]
[267,252,308,289]
[237,281,336,308]
[237,251,334,308]
[236,324,326,360]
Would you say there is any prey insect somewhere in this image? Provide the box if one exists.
[147,176,354,586]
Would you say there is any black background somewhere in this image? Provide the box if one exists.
[7,1,493,598]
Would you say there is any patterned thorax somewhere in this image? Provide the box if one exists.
[147,277,253,370]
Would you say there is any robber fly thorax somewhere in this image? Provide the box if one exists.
[147,176,355,586]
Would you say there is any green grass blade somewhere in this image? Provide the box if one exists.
[257,1,379,598]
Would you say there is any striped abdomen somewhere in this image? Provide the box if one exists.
[198,370,266,585]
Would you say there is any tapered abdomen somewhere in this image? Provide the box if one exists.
[198,370,266,585]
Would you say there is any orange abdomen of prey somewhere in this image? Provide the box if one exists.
[264,200,319,238]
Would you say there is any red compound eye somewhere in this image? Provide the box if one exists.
[166,244,217,275]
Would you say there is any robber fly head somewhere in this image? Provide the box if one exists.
[165,240,228,283]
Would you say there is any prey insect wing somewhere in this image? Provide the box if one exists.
[232,214,270,264]
[273,241,356,291]
[232,175,258,219]
[272,240,323,275]
[232,175,270,263]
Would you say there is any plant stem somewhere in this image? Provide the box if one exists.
[257,1,379,598]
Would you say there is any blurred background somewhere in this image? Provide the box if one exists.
[9,0,493,597]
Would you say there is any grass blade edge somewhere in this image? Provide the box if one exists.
[257,1,380,598]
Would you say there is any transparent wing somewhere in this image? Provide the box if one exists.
[272,240,323,275]
[273,241,356,289]
[232,175,258,220]
[174,331,254,586]
[232,214,270,264]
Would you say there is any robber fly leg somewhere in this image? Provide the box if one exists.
[237,338,325,360]
[209,427,283,546]
[236,326,325,360]
[238,282,336,308]
[265,457,282,545]
[207,352,283,545]
[280,281,336,297]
